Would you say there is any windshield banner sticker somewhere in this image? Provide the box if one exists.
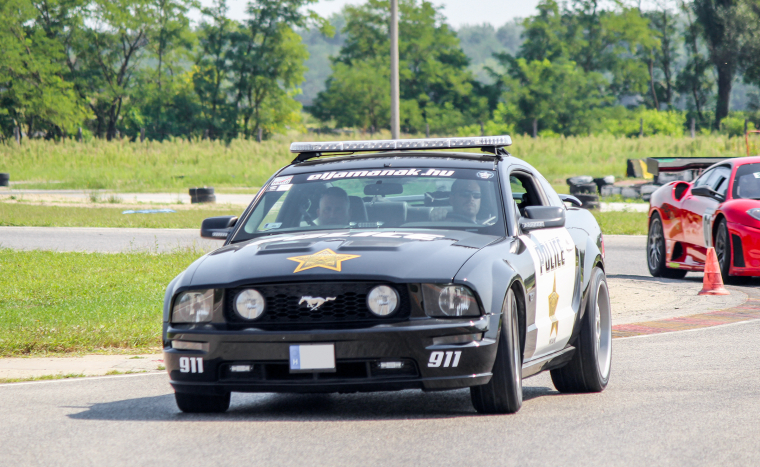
[306,168,455,181]
[271,175,293,185]
[267,183,292,192]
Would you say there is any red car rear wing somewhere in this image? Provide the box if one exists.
[645,157,732,176]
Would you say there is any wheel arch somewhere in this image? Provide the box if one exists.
[711,212,726,244]
[648,206,663,227]
[508,278,528,356]
[567,235,604,348]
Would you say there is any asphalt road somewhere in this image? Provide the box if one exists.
[1,320,758,467]
[2,231,759,464]
[0,226,221,253]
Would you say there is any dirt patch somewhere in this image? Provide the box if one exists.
[607,277,747,325]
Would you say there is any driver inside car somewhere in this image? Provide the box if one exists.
[304,186,351,226]
[430,179,481,223]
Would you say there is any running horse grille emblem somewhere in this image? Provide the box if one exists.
[299,296,336,311]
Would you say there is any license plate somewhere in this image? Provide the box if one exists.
[289,344,336,373]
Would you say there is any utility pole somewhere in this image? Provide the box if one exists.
[390,0,400,139]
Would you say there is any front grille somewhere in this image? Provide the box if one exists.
[219,359,419,383]
[225,282,411,327]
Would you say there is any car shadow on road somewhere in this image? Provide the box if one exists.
[66,386,559,422]
[607,273,702,283]
[608,273,759,289]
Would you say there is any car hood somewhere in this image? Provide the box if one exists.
[188,229,500,287]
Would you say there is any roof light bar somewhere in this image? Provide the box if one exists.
[289,135,512,154]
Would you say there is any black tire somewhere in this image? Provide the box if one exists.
[193,194,216,204]
[470,288,522,414]
[194,187,215,196]
[714,218,731,281]
[575,194,600,210]
[647,213,687,279]
[569,183,598,195]
[175,391,230,413]
[0,173,9,187]
[551,267,612,393]
[189,187,215,204]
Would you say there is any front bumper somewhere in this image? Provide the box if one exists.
[728,222,760,276]
[165,315,497,395]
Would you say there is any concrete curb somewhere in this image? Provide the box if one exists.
[0,354,164,381]
[613,286,760,338]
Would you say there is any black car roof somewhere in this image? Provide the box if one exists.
[279,151,500,175]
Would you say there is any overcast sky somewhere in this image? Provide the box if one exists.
[197,0,543,28]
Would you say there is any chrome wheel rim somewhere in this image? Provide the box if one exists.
[595,280,612,380]
[648,218,663,270]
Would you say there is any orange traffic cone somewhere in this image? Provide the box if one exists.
[699,247,730,295]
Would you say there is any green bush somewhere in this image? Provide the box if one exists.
[720,116,755,137]
[595,108,685,137]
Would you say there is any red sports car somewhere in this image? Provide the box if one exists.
[647,156,760,280]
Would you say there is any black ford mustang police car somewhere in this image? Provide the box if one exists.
[163,135,612,414]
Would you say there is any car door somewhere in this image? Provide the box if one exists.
[509,170,577,359]
[682,166,730,249]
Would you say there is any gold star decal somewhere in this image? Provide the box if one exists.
[548,274,560,340]
[287,249,361,273]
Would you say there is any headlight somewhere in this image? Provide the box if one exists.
[234,289,266,320]
[422,284,480,317]
[172,289,215,323]
[748,208,760,221]
[366,285,399,316]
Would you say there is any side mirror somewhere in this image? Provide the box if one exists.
[559,194,582,208]
[691,185,725,202]
[519,206,565,232]
[201,216,238,240]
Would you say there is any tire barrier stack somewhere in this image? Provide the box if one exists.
[566,175,611,210]
[0,173,8,187]
[190,187,216,204]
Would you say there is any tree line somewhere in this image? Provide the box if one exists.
[1,0,759,142]
[311,0,760,137]
[0,0,330,141]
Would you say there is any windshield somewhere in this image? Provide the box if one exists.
[231,167,504,242]
[732,163,760,200]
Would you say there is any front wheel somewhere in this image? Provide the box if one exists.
[175,392,231,413]
[470,288,523,414]
[714,218,731,280]
[647,212,687,279]
[550,267,612,393]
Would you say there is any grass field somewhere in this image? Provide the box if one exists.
[0,248,201,356]
[0,202,243,228]
[0,133,751,192]
[593,211,648,235]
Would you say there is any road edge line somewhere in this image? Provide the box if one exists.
[0,371,166,388]
[614,316,760,340]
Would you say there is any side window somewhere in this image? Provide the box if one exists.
[693,168,714,188]
[510,172,547,217]
[709,166,731,197]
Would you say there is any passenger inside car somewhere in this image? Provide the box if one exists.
[302,187,351,226]
[429,179,482,223]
